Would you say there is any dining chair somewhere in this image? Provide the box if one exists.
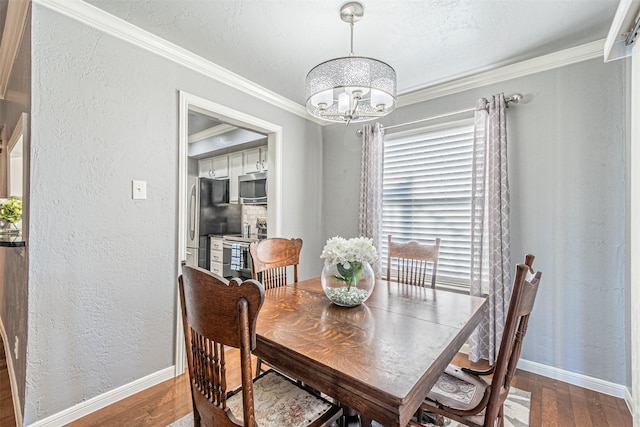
[249,237,303,289]
[249,237,303,374]
[179,265,342,427]
[413,255,542,427]
[387,235,441,288]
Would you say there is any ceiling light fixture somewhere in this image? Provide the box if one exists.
[305,2,397,125]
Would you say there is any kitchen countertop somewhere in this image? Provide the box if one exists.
[222,234,260,244]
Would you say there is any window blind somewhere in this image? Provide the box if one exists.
[382,122,474,288]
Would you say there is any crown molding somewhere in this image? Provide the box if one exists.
[604,0,640,62]
[33,0,327,125]
[397,39,606,107]
[32,0,611,124]
[0,0,31,99]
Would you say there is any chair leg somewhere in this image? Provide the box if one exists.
[255,358,262,375]
[497,405,505,427]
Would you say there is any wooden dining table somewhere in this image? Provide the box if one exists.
[253,277,487,427]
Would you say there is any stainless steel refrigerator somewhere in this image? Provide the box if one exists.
[186,177,241,269]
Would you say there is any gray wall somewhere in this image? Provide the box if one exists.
[324,57,629,386]
[26,4,324,423]
[0,6,30,417]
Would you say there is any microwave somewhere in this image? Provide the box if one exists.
[238,172,267,204]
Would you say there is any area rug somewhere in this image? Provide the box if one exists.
[166,387,530,427]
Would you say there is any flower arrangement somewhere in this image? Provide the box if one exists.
[0,197,22,224]
[321,236,378,287]
[320,236,378,306]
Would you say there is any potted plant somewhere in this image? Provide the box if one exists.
[0,196,22,234]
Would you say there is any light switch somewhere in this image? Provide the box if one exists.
[132,180,147,200]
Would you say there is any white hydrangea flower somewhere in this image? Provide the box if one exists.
[320,235,378,266]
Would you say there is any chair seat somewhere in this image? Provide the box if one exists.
[227,370,337,427]
[426,364,489,411]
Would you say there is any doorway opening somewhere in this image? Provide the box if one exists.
[175,91,282,374]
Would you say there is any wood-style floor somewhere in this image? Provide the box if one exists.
[0,344,632,426]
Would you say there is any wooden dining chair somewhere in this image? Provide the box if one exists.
[387,235,441,288]
[249,237,303,289]
[413,255,542,427]
[179,265,342,427]
[249,237,303,374]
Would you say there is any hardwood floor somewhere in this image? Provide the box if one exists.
[1,342,17,427]
[0,343,632,426]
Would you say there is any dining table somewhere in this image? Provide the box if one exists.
[253,277,487,427]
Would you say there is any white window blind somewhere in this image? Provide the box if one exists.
[382,121,474,289]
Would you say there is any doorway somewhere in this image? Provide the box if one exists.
[175,91,283,374]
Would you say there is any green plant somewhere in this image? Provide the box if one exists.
[0,197,23,223]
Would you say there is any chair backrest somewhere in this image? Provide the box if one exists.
[484,255,541,426]
[386,234,441,288]
[249,238,303,289]
[179,265,264,427]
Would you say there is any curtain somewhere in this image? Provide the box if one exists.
[359,122,384,277]
[468,94,512,365]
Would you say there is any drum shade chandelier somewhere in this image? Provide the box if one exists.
[305,2,396,124]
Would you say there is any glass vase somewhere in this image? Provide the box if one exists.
[321,261,375,307]
[0,219,19,235]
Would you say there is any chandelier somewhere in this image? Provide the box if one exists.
[305,2,397,124]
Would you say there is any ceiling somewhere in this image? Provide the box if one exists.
[84,0,619,106]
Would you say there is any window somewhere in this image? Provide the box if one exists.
[382,120,474,289]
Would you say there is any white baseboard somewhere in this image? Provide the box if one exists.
[0,315,24,427]
[458,346,628,400]
[26,366,177,427]
[516,358,627,399]
[624,386,634,418]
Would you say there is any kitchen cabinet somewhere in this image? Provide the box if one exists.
[198,155,229,178]
[210,236,224,275]
[228,151,243,203]
[260,146,268,171]
[243,146,268,174]
[198,158,212,178]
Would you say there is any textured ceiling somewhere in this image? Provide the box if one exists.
[84,0,619,106]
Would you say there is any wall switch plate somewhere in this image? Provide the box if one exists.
[132,180,147,200]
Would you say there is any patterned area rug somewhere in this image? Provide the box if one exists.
[167,387,530,427]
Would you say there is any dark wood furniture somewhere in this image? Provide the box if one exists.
[249,237,302,289]
[253,277,487,427]
[416,256,542,427]
[249,237,303,374]
[178,265,342,427]
[387,235,441,288]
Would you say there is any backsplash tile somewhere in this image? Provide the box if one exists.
[242,205,268,236]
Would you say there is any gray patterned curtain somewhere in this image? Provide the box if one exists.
[359,122,384,277]
[468,94,512,365]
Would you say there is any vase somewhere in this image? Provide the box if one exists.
[0,219,18,235]
[321,261,375,307]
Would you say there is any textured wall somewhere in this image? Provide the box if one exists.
[28,4,324,424]
[324,57,629,386]
[0,6,30,418]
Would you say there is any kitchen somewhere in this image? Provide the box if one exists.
[185,109,269,280]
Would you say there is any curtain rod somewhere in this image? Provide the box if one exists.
[355,93,523,137]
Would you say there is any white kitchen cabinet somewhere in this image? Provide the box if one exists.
[243,148,261,174]
[198,158,213,178]
[211,155,229,178]
[259,145,268,171]
[198,155,229,178]
[228,151,244,203]
[242,146,268,174]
